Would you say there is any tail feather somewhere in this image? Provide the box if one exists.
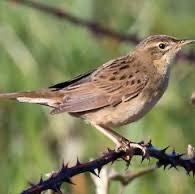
[0,91,59,107]
[0,92,29,99]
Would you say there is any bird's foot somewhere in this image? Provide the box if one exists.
[116,138,149,165]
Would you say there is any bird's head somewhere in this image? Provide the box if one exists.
[135,35,195,73]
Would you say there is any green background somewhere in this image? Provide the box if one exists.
[1,0,195,194]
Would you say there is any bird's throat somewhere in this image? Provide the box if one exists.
[153,57,171,76]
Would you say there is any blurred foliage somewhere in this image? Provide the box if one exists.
[0,0,195,194]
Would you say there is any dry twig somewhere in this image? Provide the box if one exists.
[110,166,157,186]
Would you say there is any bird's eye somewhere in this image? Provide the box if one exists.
[158,43,166,49]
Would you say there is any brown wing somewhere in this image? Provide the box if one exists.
[51,55,149,114]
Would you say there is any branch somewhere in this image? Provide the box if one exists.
[9,0,195,64]
[110,166,157,186]
[21,141,195,194]
[9,0,139,44]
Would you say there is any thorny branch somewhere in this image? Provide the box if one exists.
[21,141,195,194]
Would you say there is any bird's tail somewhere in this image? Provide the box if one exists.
[0,90,59,107]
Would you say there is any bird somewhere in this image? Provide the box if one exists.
[0,35,194,151]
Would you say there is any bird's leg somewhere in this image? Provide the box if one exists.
[92,123,147,158]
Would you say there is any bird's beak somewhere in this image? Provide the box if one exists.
[178,39,195,47]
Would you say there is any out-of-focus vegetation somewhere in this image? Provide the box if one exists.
[1,0,195,194]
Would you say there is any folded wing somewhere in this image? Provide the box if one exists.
[51,55,149,114]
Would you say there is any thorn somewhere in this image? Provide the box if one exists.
[76,157,81,166]
[107,147,113,153]
[60,161,68,172]
[110,159,115,165]
[148,139,152,145]
[184,165,191,176]
[168,164,178,171]
[156,161,161,168]
[172,149,176,155]
[61,161,65,170]
[184,163,191,175]
[62,159,65,165]
[175,153,184,159]
[59,163,69,174]
[141,150,150,163]
[39,176,43,184]
[161,146,169,153]
[97,167,102,175]
[66,178,75,185]
[90,169,99,177]
[52,185,63,194]
[64,163,69,169]
[168,158,178,171]
[141,155,146,163]
[163,163,169,170]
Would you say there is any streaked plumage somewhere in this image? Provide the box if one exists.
[0,35,194,148]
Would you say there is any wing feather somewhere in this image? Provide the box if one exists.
[51,55,149,114]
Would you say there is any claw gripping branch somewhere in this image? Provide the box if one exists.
[21,142,195,194]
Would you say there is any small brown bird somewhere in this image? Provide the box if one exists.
[0,35,194,150]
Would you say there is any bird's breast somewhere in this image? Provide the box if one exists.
[77,69,170,128]
[127,69,170,122]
